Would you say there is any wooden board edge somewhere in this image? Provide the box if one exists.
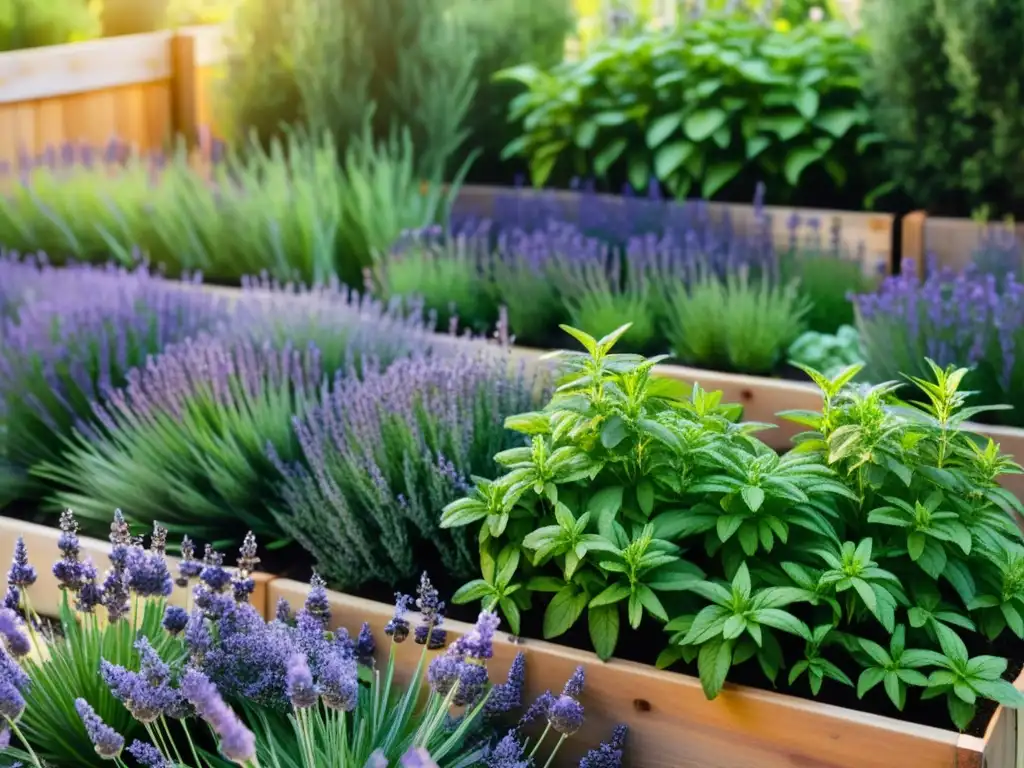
[269,578,962,768]
[0,31,175,105]
[0,517,272,620]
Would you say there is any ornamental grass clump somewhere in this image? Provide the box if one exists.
[0,510,625,768]
[661,263,811,374]
[273,351,549,590]
[852,258,1024,426]
[0,260,230,505]
[443,323,1024,731]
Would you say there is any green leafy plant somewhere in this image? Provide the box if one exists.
[0,0,97,51]
[662,264,810,374]
[498,18,888,205]
[787,325,862,378]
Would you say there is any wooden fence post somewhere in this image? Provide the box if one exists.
[168,31,198,150]
[900,210,928,275]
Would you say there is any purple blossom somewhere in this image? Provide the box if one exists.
[0,678,25,720]
[7,538,35,589]
[547,694,585,735]
[0,610,29,658]
[519,691,554,727]
[400,747,442,768]
[275,597,293,624]
[180,668,256,763]
[384,594,412,643]
[356,622,375,666]
[52,509,85,592]
[176,536,202,588]
[184,611,212,660]
[319,652,358,711]
[200,546,232,593]
[285,653,318,709]
[126,547,173,599]
[232,532,260,603]
[303,573,330,628]
[101,567,130,623]
[75,698,124,758]
[163,605,189,635]
[579,725,628,768]
[414,572,446,649]
[563,666,585,698]
[427,653,462,697]
[485,652,526,717]
[456,611,500,661]
[485,731,529,768]
[75,560,102,614]
[128,740,173,768]
[2,587,18,613]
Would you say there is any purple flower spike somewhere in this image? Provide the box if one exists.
[176,536,202,588]
[2,586,19,613]
[457,611,500,660]
[199,546,231,593]
[414,572,446,649]
[275,597,293,624]
[162,605,189,635]
[485,731,529,768]
[563,665,585,697]
[0,678,25,720]
[355,622,375,666]
[53,509,85,592]
[7,538,35,589]
[385,593,412,643]
[303,573,330,627]
[75,560,102,614]
[485,652,526,717]
[128,740,173,768]
[320,653,358,712]
[285,653,319,709]
[547,694,585,735]
[0,610,30,658]
[75,698,124,758]
[180,668,256,763]
[579,724,629,768]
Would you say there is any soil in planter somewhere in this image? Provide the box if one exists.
[442,594,1023,739]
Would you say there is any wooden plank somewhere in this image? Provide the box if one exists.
[0,518,272,620]
[169,33,198,148]
[0,32,174,104]
[922,216,1024,275]
[141,81,172,150]
[901,210,927,275]
[114,85,149,153]
[268,578,972,768]
[33,99,65,160]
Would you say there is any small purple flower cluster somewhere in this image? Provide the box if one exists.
[853,257,1024,421]
[274,350,545,589]
[0,257,230,472]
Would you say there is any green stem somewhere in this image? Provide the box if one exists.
[7,718,44,768]
[181,721,205,768]
[527,723,551,760]
[541,734,569,768]
[160,716,186,765]
[146,722,173,764]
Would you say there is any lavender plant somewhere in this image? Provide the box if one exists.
[33,334,323,545]
[374,225,498,335]
[0,260,230,505]
[853,259,1024,426]
[273,351,548,589]
[661,264,810,374]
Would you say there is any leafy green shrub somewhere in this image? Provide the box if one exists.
[218,0,477,184]
[0,133,461,287]
[787,324,862,377]
[499,18,888,205]
[443,324,1024,730]
[0,0,97,52]
[448,0,576,184]
[662,265,810,373]
[861,0,1024,215]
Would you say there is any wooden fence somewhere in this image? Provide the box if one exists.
[0,25,227,166]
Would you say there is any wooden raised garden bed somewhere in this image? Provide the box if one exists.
[268,578,1024,768]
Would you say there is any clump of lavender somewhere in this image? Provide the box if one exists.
[853,258,1024,425]
[273,351,547,589]
[38,333,323,544]
[376,225,498,334]
[427,611,500,707]
[0,260,230,503]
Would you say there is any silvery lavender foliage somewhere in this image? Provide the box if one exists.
[0,258,230,498]
[853,258,1024,425]
[40,332,324,543]
[273,350,546,589]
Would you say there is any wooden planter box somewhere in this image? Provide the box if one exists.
[268,578,1024,768]
[899,212,1023,276]
[453,184,896,278]
[0,517,272,620]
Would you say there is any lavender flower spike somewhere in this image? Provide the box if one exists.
[128,740,173,768]
[0,678,25,721]
[75,698,125,758]
[7,538,36,589]
[356,622,376,666]
[458,611,500,661]
[53,509,85,592]
[547,694,585,736]
[485,731,529,768]
[303,572,330,627]
[0,610,30,658]
[176,536,202,588]
[180,668,256,763]
[563,665,585,698]
[285,652,319,709]
[414,572,446,649]
[385,593,412,643]
[579,725,628,768]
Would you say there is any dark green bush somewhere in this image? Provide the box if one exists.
[449,0,576,184]
[862,0,1024,215]
[499,18,889,207]
[218,0,477,183]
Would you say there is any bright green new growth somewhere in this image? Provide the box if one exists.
[661,266,811,374]
[787,325,863,379]
[444,326,1024,730]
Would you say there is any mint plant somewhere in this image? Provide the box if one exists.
[443,327,1024,731]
